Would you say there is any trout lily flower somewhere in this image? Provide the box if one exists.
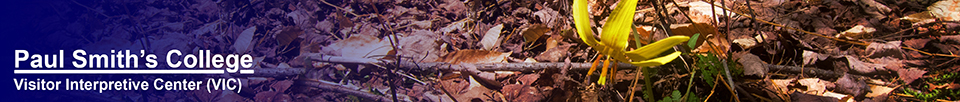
[573,0,689,84]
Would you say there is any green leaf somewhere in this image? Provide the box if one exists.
[671,90,681,100]
[685,92,700,102]
[688,33,700,49]
[658,90,683,102]
[697,54,718,86]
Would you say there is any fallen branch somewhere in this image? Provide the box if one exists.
[308,54,641,72]
[241,68,307,77]
[258,54,867,82]
[241,55,642,78]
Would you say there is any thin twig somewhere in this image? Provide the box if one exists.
[318,0,362,17]
[716,71,738,102]
[627,66,643,102]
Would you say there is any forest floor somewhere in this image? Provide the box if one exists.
[27,0,960,101]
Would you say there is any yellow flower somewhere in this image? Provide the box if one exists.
[573,0,688,85]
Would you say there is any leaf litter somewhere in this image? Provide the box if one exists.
[38,0,960,101]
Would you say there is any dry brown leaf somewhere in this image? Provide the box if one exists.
[732,37,757,49]
[865,41,903,58]
[521,24,549,44]
[901,11,936,24]
[190,20,219,36]
[410,20,433,29]
[895,67,926,84]
[687,1,737,24]
[768,78,795,94]
[803,50,830,66]
[495,71,520,79]
[866,85,894,97]
[519,74,540,86]
[217,90,250,102]
[455,75,495,101]
[822,91,854,102]
[287,9,310,26]
[790,91,840,102]
[501,84,525,100]
[545,35,560,50]
[272,80,294,93]
[872,57,904,70]
[440,0,467,15]
[533,8,560,26]
[335,13,355,28]
[321,34,393,59]
[480,24,504,50]
[755,32,777,44]
[798,78,833,94]
[440,19,470,34]
[276,26,303,48]
[234,26,256,53]
[939,35,960,44]
[316,19,335,33]
[846,55,886,74]
[501,84,544,102]
[738,53,767,76]
[254,90,280,102]
[670,23,727,56]
[257,80,295,102]
[929,0,960,21]
[835,25,875,39]
[536,41,572,62]
[903,39,931,48]
[858,0,892,18]
[277,62,291,68]
[472,72,503,90]
[835,74,868,98]
[359,23,381,36]
[399,30,444,62]
[437,49,511,64]
[702,35,730,57]
[635,26,654,45]
[902,0,960,25]
[523,58,538,62]
[670,23,715,46]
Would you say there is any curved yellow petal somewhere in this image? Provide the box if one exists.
[572,0,598,49]
[599,0,639,53]
[626,36,689,61]
[630,52,682,67]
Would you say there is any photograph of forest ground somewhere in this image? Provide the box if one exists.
[16,0,960,101]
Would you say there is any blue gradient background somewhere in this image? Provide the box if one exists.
[0,1,258,101]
